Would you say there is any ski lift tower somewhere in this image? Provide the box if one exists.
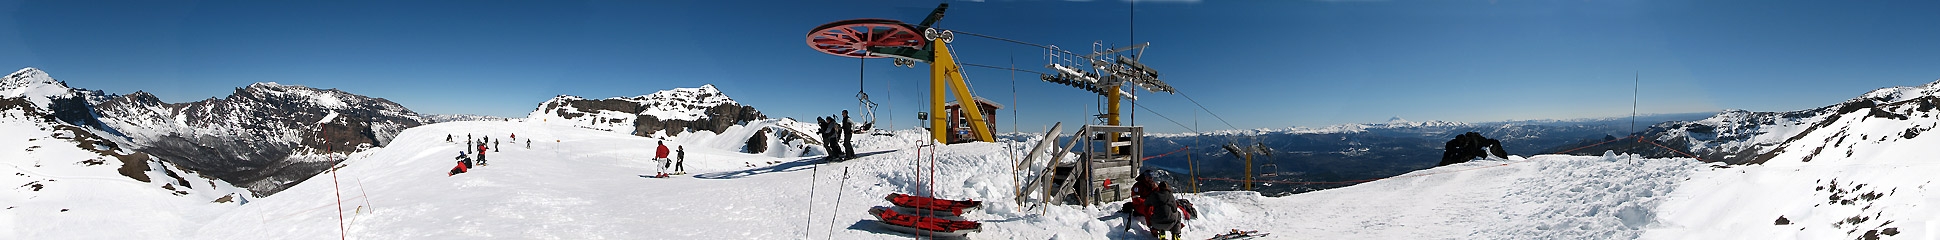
[805,3,996,144]
[1035,42,1176,205]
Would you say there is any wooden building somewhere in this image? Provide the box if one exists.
[942,97,1003,143]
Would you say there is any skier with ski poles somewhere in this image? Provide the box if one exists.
[653,141,671,178]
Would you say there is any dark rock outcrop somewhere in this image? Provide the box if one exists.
[1439,132,1507,166]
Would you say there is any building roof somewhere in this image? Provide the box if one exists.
[944,96,1004,109]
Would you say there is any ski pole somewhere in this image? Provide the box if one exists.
[826,167,848,240]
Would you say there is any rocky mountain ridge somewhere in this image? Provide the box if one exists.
[526,84,764,138]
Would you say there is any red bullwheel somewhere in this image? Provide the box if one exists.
[806,18,927,58]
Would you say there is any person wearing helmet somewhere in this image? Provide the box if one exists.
[449,151,474,176]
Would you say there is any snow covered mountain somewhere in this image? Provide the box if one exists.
[2,67,251,239]
[526,84,764,138]
[93,82,426,196]
[1560,79,1940,165]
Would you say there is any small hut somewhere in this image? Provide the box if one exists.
[943,97,1003,143]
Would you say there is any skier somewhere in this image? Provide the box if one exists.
[477,141,489,166]
[674,146,686,174]
[493,139,500,152]
[448,151,474,176]
[510,133,516,141]
[653,141,671,178]
[526,139,531,149]
[842,110,855,159]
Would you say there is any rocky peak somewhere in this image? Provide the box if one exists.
[2,67,77,109]
[95,81,426,196]
[529,85,764,137]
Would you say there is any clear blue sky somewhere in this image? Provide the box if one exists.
[4,0,1938,134]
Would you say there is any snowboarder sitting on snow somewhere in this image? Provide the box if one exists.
[446,134,452,142]
[448,151,474,176]
[653,141,672,178]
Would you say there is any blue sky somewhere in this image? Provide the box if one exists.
[3,0,1938,134]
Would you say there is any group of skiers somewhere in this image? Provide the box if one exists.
[651,141,685,178]
[447,133,528,176]
[816,110,857,161]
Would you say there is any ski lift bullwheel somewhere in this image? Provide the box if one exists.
[806,19,927,58]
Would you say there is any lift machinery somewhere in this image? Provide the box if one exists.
[805,3,994,144]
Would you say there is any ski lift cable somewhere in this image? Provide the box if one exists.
[1129,99,1205,136]
[950,30,1080,56]
[960,62,1054,76]
[1175,90,1242,135]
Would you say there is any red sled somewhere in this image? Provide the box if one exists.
[886,193,982,216]
[870,206,981,238]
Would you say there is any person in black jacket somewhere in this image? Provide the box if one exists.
[674,146,686,174]
[842,110,855,159]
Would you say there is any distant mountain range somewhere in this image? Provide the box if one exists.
[1139,113,1716,196]
[0,67,782,197]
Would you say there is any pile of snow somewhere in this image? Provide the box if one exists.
[663,118,819,158]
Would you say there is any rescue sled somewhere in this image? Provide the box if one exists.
[886,193,982,216]
[869,206,981,238]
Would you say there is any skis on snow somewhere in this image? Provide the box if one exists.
[1207,229,1268,240]
[871,193,983,238]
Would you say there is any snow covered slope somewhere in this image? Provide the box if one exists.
[527,84,764,138]
[2,73,251,239]
[1642,79,1940,164]
[181,119,1731,239]
[1641,82,1940,239]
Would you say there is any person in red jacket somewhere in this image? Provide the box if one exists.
[477,141,489,166]
[653,141,671,178]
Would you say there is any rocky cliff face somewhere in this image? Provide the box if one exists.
[94,82,425,196]
[527,84,764,138]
